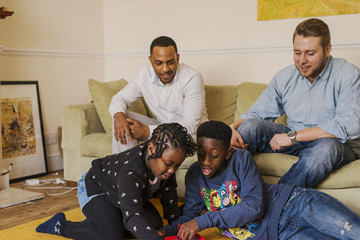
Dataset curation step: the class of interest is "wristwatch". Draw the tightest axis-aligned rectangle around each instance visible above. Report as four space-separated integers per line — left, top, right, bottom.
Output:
287 130 298 145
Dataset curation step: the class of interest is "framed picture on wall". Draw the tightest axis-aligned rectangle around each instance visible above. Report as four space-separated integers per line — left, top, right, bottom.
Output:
0 81 48 182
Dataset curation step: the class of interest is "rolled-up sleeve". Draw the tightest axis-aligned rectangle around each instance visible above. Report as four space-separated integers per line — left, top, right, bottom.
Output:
318 71 360 142
109 76 144 118
177 74 206 135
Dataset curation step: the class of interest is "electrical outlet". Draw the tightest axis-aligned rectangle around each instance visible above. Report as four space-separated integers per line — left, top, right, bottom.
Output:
45 133 58 145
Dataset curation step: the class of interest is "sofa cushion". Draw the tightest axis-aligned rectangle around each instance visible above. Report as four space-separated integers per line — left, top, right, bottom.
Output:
347 137 360 158
234 82 287 125
80 132 112 157
254 153 360 188
88 79 148 133
253 153 298 177
205 85 237 125
317 160 360 188
234 82 267 122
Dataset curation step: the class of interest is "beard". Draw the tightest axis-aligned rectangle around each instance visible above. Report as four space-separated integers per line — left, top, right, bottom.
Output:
297 55 328 82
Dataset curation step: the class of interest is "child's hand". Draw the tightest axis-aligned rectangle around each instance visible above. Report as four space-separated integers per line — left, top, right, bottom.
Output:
177 220 199 240
200 209 208 215
156 229 166 236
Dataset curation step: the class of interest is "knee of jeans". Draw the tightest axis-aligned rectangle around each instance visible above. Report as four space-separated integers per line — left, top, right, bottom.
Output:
238 119 265 134
315 138 343 155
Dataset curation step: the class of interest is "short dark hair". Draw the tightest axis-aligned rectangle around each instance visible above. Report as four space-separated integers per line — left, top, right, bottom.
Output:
293 18 331 50
197 121 232 150
150 36 178 55
148 122 196 160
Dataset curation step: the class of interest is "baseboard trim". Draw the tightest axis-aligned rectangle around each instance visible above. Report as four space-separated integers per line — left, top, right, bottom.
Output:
46 154 63 172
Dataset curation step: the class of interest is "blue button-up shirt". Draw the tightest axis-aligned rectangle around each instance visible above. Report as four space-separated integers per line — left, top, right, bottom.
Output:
241 56 360 143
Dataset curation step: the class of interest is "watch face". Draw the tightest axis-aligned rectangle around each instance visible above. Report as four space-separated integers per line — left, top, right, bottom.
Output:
288 131 296 137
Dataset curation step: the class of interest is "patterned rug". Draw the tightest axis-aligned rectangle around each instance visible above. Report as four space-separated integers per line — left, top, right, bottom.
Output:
0 207 228 240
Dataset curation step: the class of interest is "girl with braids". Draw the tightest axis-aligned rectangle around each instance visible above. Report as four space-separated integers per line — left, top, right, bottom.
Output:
36 123 196 240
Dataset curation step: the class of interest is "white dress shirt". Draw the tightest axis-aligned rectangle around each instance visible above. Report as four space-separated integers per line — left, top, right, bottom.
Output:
109 63 208 136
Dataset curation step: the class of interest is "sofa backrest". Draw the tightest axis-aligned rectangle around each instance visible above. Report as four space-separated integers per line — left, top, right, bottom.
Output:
234 82 268 121
205 82 287 125
89 79 287 132
205 85 237 125
88 79 148 133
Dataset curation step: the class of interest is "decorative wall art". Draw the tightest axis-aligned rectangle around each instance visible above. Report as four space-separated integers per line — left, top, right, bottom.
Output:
258 0 360 21
1 81 47 181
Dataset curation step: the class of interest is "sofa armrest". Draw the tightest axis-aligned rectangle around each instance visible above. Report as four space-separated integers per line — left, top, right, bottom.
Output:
62 103 105 151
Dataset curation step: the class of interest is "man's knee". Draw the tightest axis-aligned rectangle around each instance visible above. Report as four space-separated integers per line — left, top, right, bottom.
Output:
300 138 346 170
313 138 343 155
237 119 277 138
238 119 264 134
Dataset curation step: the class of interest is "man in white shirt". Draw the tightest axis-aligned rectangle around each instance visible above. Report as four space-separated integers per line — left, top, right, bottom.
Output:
109 36 208 154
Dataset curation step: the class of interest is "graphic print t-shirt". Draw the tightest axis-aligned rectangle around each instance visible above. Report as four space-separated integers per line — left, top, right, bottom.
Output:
200 180 262 239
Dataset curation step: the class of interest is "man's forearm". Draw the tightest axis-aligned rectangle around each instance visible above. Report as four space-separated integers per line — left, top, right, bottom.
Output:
295 127 336 142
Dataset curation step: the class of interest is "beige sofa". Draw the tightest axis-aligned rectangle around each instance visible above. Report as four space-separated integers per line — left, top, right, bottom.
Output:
62 79 360 215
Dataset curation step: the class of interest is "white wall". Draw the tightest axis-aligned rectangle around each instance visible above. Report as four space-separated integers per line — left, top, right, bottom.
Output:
1 0 360 171
0 0 104 171
104 0 360 84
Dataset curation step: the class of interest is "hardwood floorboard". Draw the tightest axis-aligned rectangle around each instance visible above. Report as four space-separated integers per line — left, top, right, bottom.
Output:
0 171 79 230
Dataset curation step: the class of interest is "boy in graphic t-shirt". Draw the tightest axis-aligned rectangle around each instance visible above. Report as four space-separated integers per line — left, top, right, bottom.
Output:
162 121 360 240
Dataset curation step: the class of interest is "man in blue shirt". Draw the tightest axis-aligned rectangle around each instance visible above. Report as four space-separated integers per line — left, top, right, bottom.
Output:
230 18 360 188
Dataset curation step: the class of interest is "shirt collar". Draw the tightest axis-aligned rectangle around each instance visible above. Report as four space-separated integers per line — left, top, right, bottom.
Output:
317 55 333 81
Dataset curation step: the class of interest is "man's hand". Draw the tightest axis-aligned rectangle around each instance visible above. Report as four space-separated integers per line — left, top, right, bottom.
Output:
230 124 248 149
127 118 150 140
270 133 292 151
177 219 199 240
113 112 133 144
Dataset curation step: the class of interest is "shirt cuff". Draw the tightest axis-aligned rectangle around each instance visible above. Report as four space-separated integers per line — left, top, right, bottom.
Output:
149 124 159 136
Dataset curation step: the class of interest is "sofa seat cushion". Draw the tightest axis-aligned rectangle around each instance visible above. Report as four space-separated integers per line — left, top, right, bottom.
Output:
80 133 112 158
254 153 360 189
253 153 298 176
317 160 360 188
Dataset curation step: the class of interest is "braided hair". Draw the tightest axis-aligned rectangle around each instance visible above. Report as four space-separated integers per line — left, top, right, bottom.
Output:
148 122 196 160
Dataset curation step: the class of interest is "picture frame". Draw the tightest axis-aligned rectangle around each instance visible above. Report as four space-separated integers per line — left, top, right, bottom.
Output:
1 81 48 182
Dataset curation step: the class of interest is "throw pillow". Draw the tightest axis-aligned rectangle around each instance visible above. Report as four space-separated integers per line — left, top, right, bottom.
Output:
88 79 148 133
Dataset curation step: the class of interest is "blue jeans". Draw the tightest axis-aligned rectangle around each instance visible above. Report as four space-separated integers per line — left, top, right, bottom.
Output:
77 173 104 210
279 187 360 240
237 119 356 188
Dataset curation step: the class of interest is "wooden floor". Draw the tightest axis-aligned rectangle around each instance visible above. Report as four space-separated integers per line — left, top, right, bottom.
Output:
0 171 79 230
